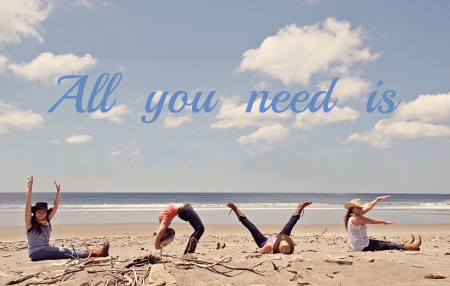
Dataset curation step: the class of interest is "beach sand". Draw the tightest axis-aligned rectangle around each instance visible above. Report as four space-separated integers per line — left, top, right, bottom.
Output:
1 223 449 285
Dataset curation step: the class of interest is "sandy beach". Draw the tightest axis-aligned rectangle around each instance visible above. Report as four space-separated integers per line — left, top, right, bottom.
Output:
1 223 450 285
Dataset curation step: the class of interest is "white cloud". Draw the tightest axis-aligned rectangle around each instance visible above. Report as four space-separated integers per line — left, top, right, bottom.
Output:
0 55 8 74
211 96 291 129
163 115 193 128
0 0 53 44
305 0 320 4
344 120 450 148
65 134 92 144
0 100 44 134
317 76 372 102
246 149 257 155
40 139 60 144
391 92 450 123
344 92 450 148
253 81 267 90
73 0 93 7
8 52 97 86
237 123 290 144
90 104 131 124
110 150 122 156
293 106 360 131
190 144 206 149
237 17 380 86
103 1 118 8
131 150 141 155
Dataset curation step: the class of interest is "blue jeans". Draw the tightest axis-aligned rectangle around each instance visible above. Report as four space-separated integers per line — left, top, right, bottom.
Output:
362 239 404 251
177 204 205 241
240 215 301 247
29 246 87 261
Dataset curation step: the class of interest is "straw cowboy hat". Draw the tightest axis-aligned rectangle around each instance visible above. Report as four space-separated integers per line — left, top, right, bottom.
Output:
31 202 49 213
273 234 295 254
344 198 368 209
160 228 175 247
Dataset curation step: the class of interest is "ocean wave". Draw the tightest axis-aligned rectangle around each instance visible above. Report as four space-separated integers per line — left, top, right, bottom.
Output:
1 202 450 212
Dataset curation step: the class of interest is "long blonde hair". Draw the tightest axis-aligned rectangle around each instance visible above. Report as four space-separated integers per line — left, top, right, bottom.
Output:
343 208 353 230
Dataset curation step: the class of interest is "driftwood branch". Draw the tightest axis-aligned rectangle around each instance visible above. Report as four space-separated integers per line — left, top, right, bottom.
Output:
165 254 266 276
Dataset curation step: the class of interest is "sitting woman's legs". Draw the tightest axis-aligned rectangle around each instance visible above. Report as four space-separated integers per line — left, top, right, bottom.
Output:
30 246 87 261
362 239 404 251
240 217 268 247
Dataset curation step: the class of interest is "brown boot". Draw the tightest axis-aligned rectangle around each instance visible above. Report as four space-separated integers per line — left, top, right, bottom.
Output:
83 241 109 258
292 200 312 217
227 202 246 220
403 235 421 251
406 234 415 244
184 237 198 254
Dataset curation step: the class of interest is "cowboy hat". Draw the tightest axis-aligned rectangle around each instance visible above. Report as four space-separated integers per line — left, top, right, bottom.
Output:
160 228 175 248
273 234 294 254
344 198 368 209
31 202 48 213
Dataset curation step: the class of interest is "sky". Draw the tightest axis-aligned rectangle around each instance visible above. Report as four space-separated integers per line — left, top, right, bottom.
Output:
1 0 450 194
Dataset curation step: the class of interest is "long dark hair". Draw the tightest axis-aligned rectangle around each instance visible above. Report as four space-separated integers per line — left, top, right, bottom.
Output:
27 207 53 235
343 208 353 230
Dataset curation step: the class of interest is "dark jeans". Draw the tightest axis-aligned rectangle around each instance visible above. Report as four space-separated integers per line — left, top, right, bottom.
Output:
29 246 87 261
177 204 205 241
240 215 300 247
362 239 404 251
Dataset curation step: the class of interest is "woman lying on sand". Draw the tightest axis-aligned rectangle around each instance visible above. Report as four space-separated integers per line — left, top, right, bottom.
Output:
343 196 421 251
25 176 109 261
154 203 204 254
227 200 312 254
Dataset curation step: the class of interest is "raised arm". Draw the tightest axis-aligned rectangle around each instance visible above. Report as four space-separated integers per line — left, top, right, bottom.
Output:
25 176 33 228
47 181 61 221
154 220 169 250
362 195 391 215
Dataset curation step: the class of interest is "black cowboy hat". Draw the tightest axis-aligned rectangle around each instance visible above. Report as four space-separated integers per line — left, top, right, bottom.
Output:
31 202 48 213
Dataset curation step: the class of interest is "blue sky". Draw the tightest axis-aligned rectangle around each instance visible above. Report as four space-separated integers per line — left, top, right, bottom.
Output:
1 0 450 193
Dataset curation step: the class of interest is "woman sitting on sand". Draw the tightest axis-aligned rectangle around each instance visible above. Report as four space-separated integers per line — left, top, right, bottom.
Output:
154 203 204 254
343 196 421 251
25 176 109 261
227 200 312 254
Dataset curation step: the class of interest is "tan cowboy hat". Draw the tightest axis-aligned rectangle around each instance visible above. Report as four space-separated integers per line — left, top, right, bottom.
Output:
344 198 368 209
273 234 294 254
160 228 175 247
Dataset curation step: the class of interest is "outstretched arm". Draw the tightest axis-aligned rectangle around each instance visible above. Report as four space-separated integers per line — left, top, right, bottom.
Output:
362 195 391 215
47 181 61 221
353 215 394 226
154 220 169 250
25 176 33 228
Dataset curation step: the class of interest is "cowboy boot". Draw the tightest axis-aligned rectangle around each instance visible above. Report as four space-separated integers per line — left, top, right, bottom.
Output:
292 200 312 217
184 237 198 254
406 234 415 244
403 235 421 251
227 202 246 220
83 241 110 258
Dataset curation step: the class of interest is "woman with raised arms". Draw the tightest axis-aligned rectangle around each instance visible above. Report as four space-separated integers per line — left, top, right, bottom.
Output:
343 196 421 252
25 176 109 261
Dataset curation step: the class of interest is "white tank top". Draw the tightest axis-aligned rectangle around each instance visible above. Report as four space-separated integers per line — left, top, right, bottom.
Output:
347 217 369 251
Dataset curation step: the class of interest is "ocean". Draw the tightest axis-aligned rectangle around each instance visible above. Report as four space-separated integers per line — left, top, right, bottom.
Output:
1 192 449 227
